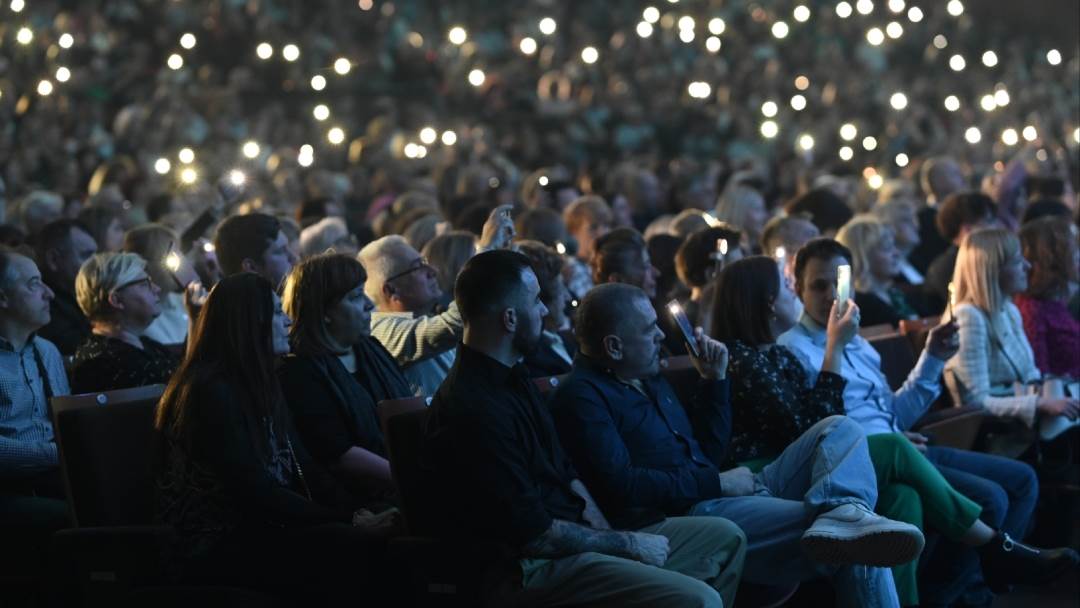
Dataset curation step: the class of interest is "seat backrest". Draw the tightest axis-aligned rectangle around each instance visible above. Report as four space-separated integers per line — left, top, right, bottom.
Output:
859 323 897 340
382 408 436 536
899 316 940 354
532 375 565 395
868 332 917 391
50 385 165 527
377 396 430 438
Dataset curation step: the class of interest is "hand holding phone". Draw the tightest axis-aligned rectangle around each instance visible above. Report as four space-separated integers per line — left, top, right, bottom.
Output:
667 300 699 358
836 264 852 316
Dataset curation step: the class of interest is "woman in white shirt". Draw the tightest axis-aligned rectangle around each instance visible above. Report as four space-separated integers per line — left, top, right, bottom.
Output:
944 228 1079 426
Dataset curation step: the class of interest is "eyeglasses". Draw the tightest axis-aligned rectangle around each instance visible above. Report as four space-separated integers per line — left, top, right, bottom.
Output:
385 257 431 283
113 276 153 293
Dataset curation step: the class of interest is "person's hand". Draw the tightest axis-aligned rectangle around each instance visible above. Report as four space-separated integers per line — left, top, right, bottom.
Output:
826 299 860 351
182 280 208 318
689 327 729 380
478 204 515 251
1037 398 1080 420
925 319 960 360
718 466 755 497
626 531 670 567
351 508 403 538
903 431 930 454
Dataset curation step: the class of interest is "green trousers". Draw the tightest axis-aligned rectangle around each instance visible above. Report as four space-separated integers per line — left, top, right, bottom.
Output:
867 433 983 607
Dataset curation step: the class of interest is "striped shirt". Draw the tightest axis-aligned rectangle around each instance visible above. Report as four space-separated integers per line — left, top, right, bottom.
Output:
370 301 463 397
0 335 70 477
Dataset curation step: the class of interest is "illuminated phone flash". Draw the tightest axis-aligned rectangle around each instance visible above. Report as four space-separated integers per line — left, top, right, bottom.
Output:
228 169 246 186
774 246 786 260
667 302 683 316
203 242 216 253
555 241 567 255
717 238 729 256
165 252 182 272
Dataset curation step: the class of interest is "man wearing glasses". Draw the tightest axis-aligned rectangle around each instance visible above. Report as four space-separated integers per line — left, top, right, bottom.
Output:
359 206 515 396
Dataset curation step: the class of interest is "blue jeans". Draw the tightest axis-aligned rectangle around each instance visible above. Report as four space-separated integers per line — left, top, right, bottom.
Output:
918 446 1039 606
689 416 899 608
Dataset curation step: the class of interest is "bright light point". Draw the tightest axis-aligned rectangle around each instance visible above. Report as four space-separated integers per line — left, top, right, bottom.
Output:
771 22 789 39
419 127 437 145
933 35 948 49
705 36 721 52
581 47 599 64
866 28 885 46
907 7 923 22
1001 128 1018 146
327 127 345 145
708 17 725 34
242 141 260 159
333 58 351 75
448 26 467 45
300 144 314 157
761 120 779 139
798 134 815 151
228 170 246 186
862 136 878 150
839 146 854 161
167 53 183 70
868 174 885 190
36 80 52 96
154 158 171 175
677 16 695 31
403 143 419 159
982 50 998 67
310 75 326 91
688 81 712 99
944 95 961 111
840 123 858 141
16 27 32 45
836 2 853 18
946 0 964 16
520 36 538 54
790 94 807 111
1046 49 1062 65
313 104 330 121
979 95 997 112
180 168 198 184
964 127 981 144
178 148 195 164
856 0 874 15
55 67 70 82
1022 126 1037 141
994 89 1010 106
298 153 314 168
539 17 557 35
58 33 74 48
256 42 273 59
761 101 778 117
283 44 300 62
10 0 25 12
794 5 811 22
886 22 903 39
890 92 908 110
887 0 905 12
795 75 810 90
180 33 196 49
644 7 661 24
468 68 486 86
949 54 966 71
441 130 458 146
679 29 695 43
1073 128 1079 144
895 153 910 167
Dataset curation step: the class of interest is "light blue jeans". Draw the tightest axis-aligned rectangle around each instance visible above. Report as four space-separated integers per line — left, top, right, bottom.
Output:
688 415 899 608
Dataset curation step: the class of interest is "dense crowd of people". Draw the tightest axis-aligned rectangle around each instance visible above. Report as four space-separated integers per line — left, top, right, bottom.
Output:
1 0 1079 606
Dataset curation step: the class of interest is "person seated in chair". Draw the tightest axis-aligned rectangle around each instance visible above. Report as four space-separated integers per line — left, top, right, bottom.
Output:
551 282 927 607
516 240 577 378
420 250 747 607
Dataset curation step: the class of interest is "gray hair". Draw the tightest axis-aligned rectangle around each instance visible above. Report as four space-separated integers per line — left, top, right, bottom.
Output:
299 217 349 259
357 235 415 305
75 252 148 320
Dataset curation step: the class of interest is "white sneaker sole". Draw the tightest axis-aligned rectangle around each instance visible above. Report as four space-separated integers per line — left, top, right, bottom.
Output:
801 527 925 567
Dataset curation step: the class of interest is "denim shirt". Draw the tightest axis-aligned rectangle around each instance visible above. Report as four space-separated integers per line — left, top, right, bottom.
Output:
778 314 944 435
0 335 70 477
549 355 730 519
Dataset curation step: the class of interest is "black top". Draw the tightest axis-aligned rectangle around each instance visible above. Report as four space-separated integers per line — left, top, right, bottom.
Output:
523 330 577 378
38 287 90 357
71 333 179 394
420 344 586 548
854 289 918 329
909 206 949 275
923 245 958 316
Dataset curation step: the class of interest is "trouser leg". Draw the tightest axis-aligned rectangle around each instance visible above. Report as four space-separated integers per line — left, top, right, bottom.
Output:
875 482 923 606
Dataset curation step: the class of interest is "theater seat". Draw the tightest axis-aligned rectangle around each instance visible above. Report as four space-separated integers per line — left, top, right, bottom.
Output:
912 405 986 451
867 331 916 391
899 316 940 354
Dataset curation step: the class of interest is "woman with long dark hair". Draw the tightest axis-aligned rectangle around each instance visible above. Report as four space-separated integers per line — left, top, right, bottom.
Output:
155 272 391 604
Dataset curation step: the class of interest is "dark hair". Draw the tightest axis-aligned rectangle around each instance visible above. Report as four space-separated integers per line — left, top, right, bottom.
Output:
282 253 367 356
760 212 814 253
515 207 568 248
454 250 532 324
784 188 854 235
592 227 646 285
155 273 285 461
296 197 335 228
792 238 853 293
34 219 91 264
453 202 493 236
1020 217 1078 300
1025 176 1065 200
0 225 27 249
516 240 565 305
146 194 175 223
76 206 121 250
1021 199 1071 225
647 233 682 300
711 256 781 347
935 192 995 242
676 226 743 289
214 213 281 277
575 282 646 354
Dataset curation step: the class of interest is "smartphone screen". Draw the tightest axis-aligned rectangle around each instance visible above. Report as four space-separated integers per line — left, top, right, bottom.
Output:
836 264 851 316
666 301 700 358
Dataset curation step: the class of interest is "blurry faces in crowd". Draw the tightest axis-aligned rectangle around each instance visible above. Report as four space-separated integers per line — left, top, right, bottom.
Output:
247 230 297 289
609 194 634 228
867 229 903 284
270 291 292 356
45 225 98 288
998 248 1032 297
109 272 163 328
770 263 803 338
384 248 442 314
0 254 55 335
876 200 920 255
796 254 849 329
325 283 376 349
617 248 659 300
922 157 967 204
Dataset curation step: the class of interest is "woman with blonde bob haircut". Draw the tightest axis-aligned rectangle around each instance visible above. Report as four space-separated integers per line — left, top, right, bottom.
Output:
943 229 1079 427
836 215 918 328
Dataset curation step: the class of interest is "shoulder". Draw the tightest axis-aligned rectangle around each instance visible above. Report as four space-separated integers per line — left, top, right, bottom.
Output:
551 367 609 410
1002 301 1024 324
278 353 324 377
33 335 65 361
953 303 986 325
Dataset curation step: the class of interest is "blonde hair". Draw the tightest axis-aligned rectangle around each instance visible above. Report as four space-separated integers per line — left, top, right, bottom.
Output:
75 252 148 320
952 228 1020 314
836 215 891 291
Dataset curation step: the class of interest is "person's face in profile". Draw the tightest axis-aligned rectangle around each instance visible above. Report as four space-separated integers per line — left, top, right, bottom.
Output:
325 283 376 347
512 269 548 357
270 291 292 356
612 296 664 379
260 230 298 289
797 255 848 328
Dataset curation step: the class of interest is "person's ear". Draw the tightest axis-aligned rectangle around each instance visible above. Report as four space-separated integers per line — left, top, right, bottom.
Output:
602 334 623 361
107 291 125 312
240 257 259 274
381 282 397 302
502 307 517 333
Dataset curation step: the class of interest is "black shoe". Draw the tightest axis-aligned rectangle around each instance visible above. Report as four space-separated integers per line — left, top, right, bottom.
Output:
977 532 1079 589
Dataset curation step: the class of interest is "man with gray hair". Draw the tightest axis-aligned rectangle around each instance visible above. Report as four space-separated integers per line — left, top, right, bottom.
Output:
359 205 514 395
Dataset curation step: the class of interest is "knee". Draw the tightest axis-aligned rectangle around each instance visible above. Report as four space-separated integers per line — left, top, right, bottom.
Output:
668 580 724 608
976 484 1010 527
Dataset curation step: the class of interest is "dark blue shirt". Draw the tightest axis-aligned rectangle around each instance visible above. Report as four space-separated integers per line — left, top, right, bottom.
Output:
550 355 731 521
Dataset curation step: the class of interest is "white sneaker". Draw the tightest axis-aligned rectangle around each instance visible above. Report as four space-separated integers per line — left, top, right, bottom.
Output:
801 503 925 567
